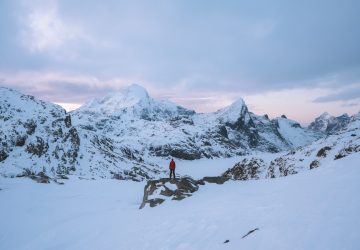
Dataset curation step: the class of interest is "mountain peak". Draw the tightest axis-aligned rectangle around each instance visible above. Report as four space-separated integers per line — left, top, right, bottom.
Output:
319 112 332 119
230 97 245 107
120 84 149 100
215 97 248 123
79 84 151 114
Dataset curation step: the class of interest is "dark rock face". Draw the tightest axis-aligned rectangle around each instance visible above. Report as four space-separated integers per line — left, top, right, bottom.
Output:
201 176 230 184
222 158 266 180
139 177 200 209
0 150 8 162
169 148 201 160
15 135 27 147
310 160 320 169
151 144 202 160
64 115 72 128
217 125 228 139
316 146 332 158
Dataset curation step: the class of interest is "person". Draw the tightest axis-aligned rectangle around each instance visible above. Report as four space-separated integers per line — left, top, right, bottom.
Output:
169 158 176 179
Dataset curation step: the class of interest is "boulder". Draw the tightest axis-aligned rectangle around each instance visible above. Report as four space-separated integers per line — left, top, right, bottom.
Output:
139 177 200 209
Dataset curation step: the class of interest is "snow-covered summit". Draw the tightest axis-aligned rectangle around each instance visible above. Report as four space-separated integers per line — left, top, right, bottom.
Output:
215 98 249 124
77 84 194 120
308 112 351 134
82 84 150 112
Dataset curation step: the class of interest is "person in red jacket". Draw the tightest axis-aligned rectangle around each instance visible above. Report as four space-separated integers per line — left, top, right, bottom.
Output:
169 158 176 179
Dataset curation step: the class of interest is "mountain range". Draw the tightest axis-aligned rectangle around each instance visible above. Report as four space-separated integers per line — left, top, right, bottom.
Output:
0 84 357 180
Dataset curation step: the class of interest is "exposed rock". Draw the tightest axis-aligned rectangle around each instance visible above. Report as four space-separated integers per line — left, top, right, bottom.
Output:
15 135 27 147
310 160 320 169
334 145 360 160
0 150 8 162
140 175 232 209
267 157 298 178
64 114 72 128
316 146 332 158
23 119 37 135
169 148 202 160
139 177 200 209
242 228 259 239
222 158 266 180
217 125 228 138
17 170 50 184
201 176 230 184
26 137 49 157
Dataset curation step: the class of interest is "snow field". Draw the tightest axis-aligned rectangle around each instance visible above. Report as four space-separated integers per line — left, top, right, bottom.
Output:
1 153 359 250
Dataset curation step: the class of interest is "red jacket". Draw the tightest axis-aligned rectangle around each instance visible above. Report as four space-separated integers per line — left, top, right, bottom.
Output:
169 160 176 170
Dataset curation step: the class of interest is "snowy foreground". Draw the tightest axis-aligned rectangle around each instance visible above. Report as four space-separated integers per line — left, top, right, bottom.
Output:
1 154 360 250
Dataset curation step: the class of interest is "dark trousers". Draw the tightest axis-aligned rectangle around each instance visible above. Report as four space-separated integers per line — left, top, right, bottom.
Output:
169 169 175 179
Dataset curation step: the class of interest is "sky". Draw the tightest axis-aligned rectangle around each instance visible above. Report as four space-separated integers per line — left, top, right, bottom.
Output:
0 0 359 124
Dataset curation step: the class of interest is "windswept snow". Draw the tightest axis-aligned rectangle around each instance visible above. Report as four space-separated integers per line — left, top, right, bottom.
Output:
0 153 359 250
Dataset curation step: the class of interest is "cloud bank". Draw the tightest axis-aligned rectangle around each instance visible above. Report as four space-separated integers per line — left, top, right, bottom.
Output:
0 0 359 121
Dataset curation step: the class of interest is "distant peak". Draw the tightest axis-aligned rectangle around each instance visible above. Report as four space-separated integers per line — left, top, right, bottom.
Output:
338 113 349 118
215 97 248 123
124 83 147 92
319 112 331 118
119 84 149 99
230 97 245 107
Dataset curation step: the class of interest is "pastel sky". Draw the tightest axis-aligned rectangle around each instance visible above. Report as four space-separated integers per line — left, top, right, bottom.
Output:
0 0 360 124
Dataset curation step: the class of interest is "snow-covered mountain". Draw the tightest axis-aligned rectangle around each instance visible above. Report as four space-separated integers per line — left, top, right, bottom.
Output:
1 84 322 180
0 87 80 177
308 112 351 134
224 112 360 180
72 84 320 163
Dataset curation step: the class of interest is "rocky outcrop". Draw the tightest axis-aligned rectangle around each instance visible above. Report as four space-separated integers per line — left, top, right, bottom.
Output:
140 177 200 208
139 176 231 209
222 158 267 180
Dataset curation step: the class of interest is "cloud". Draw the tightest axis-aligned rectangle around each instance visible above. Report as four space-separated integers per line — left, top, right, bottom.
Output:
1 0 360 122
0 71 137 103
313 85 360 103
342 102 359 107
20 1 83 52
3 0 356 93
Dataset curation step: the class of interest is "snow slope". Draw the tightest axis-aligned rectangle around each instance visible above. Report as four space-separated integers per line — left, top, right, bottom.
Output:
0 153 359 250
